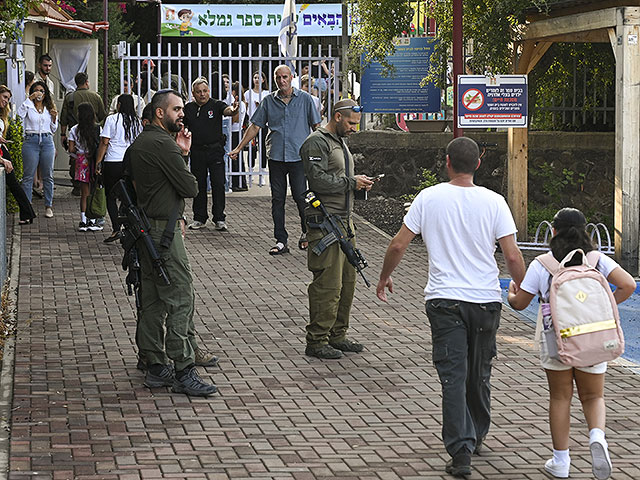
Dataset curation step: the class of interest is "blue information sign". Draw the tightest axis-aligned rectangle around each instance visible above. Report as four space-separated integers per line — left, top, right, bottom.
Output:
457 75 528 128
361 37 440 114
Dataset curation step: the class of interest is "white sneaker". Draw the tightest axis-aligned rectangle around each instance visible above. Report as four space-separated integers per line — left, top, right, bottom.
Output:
78 221 88 232
44 206 53 218
590 440 612 480
545 458 570 478
188 220 206 230
214 220 227 231
87 220 103 231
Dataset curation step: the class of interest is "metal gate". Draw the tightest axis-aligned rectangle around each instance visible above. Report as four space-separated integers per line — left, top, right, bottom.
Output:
117 42 340 188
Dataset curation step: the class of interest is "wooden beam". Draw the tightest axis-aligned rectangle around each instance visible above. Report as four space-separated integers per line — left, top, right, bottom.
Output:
524 7 618 40
541 28 611 44
609 27 618 60
525 42 552 74
515 41 534 75
614 7 640 274
515 40 552 74
507 128 528 241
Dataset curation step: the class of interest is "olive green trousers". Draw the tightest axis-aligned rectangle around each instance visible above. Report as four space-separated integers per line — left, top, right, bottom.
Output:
137 220 198 371
306 221 357 346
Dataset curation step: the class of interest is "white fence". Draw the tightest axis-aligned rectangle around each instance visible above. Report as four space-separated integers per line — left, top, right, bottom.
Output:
117 42 340 188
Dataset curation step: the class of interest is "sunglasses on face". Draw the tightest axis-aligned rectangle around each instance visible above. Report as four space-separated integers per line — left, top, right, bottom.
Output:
335 105 364 113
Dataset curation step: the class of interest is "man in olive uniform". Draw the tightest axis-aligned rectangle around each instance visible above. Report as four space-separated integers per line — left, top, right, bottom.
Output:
60 72 107 140
127 90 217 396
299 99 374 359
60 72 108 196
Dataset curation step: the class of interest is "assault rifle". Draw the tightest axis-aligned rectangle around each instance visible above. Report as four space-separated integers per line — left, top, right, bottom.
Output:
304 190 371 287
112 179 171 308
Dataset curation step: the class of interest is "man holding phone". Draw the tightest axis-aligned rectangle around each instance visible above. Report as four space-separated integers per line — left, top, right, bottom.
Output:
299 99 375 359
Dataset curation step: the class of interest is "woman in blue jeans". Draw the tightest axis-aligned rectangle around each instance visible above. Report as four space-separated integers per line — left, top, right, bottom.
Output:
17 81 58 218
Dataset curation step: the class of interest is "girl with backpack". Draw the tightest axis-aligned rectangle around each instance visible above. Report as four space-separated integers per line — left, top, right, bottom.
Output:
68 102 101 232
508 208 635 480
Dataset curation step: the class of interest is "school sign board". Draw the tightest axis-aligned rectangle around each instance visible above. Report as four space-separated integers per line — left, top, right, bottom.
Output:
361 37 440 114
161 4 349 37
457 75 528 128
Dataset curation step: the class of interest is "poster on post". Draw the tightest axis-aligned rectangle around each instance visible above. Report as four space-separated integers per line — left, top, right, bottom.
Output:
457 75 528 128
161 4 349 37
360 37 440 114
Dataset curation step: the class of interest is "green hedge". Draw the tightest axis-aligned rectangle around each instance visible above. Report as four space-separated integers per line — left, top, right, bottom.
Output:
5 117 24 214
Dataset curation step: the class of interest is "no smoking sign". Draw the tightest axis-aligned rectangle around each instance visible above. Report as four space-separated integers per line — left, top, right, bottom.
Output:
457 75 528 128
462 88 484 111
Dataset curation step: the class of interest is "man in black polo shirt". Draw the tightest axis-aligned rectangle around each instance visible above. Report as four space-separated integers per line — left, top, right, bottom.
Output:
183 76 238 231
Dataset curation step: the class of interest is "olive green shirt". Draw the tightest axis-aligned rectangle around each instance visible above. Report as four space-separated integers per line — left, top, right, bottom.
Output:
300 126 357 215
60 87 107 130
128 124 198 219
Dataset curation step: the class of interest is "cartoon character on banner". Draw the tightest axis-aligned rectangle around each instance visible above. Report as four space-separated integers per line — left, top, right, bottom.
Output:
178 9 194 36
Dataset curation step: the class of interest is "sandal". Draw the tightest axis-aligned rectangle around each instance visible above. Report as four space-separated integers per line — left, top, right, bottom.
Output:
298 233 308 250
269 242 289 255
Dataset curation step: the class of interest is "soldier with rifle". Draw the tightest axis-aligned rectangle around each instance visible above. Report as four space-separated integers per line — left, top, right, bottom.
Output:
125 89 217 397
299 99 374 360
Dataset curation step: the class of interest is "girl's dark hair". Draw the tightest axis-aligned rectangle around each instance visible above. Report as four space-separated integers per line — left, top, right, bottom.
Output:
116 94 141 143
549 208 595 262
29 81 55 112
76 102 99 161
253 71 267 90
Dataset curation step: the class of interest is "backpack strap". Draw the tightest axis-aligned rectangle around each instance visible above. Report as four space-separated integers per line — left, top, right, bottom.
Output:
586 250 600 268
536 251 559 275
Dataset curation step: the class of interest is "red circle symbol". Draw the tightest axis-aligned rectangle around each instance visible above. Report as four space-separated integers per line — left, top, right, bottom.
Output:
462 88 484 111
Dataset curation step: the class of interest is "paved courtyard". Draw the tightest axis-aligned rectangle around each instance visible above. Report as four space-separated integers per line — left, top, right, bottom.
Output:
3 190 640 479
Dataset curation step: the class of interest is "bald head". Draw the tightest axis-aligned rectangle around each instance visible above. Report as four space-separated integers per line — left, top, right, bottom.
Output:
274 64 291 76
274 64 293 94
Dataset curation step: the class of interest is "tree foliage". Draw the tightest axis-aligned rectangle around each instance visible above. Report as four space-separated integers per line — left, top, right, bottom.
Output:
347 0 413 75
424 0 548 88
530 42 615 131
0 0 40 44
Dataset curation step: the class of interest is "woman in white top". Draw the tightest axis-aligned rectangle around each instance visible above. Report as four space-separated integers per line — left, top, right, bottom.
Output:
95 94 141 242
230 81 248 191
243 71 269 170
508 208 635 480
0 85 36 224
17 81 58 218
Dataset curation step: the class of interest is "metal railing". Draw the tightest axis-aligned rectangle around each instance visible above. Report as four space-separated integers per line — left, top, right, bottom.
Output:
518 220 614 255
117 42 340 188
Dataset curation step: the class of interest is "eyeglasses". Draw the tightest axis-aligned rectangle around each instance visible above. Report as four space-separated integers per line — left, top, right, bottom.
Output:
32 89 45 93
335 105 364 113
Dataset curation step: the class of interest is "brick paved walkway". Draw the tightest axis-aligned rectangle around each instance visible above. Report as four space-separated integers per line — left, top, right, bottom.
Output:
6 192 640 479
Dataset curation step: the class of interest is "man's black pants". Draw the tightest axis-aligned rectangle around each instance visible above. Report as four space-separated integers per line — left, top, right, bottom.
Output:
190 147 225 223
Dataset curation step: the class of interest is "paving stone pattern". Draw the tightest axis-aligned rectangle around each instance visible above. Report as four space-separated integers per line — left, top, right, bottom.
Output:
8 195 640 479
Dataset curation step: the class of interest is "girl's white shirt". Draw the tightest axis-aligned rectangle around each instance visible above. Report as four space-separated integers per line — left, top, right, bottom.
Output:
17 98 58 135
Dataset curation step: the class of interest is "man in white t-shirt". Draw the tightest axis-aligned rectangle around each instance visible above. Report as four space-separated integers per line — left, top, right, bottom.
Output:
376 137 525 478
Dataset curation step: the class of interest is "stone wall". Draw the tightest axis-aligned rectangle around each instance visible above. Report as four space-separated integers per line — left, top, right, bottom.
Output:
348 130 615 223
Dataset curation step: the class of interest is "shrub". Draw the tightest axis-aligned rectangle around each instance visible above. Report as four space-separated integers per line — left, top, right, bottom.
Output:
5 117 24 214
400 168 439 202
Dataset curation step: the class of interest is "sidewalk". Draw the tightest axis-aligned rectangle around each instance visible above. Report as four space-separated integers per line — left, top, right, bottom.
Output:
5 191 640 479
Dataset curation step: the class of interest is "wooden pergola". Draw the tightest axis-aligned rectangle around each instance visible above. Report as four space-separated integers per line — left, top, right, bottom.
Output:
508 0 640 274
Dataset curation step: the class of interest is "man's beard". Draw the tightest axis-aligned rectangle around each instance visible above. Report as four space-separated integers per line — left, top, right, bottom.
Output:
164 118 182 133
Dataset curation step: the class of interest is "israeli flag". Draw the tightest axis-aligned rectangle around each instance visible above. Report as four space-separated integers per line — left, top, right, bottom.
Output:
278 0 297 73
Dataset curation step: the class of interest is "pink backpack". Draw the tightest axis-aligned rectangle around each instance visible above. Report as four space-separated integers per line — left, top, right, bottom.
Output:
537 249 624 367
